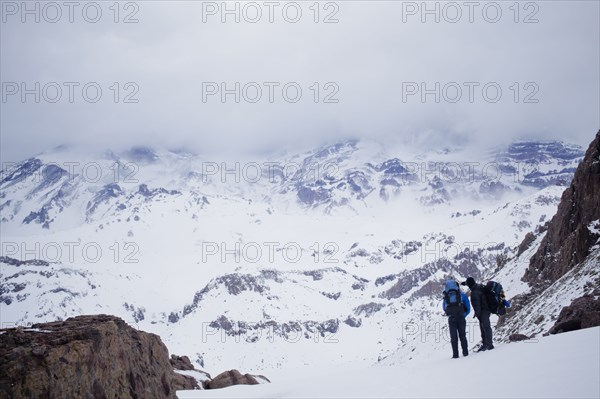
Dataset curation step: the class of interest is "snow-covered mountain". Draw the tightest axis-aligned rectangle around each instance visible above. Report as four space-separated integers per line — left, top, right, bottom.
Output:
0 137 590 374
0 139 583 229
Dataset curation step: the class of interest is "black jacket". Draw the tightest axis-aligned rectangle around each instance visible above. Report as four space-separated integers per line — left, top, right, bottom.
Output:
470 283 489 315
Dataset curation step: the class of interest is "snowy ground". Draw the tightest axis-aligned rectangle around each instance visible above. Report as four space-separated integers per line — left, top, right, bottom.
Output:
178 327 600 399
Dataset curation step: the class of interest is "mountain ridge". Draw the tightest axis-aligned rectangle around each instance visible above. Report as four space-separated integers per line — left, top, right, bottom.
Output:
0 136 596 374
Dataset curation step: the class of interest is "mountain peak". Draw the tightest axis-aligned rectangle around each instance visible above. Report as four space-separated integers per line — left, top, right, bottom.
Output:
123 146 159 164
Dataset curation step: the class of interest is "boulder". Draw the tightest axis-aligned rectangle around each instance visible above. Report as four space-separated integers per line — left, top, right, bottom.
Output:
508 333 530 342
170 355 212 391
204 369 270 390
0 315 181 398
170 354 194 370
549 295 600 335
172 373 201 391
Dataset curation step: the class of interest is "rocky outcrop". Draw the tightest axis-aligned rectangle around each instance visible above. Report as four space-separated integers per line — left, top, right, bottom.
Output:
0 256 49 267
170 354 195 370
204 369 270 389
524 131 600 290
172 373 202 391
0 315 183 399
380 255 484 300
516 232 536 257
353 302 385 318
343 316 362 328
0 314 272 397
508 333 530 342
204 314 339 342
169 354 211 391
548 295 600 335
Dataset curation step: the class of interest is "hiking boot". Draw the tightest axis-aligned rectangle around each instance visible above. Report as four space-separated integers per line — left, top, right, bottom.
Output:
487 345 495 351
463 351 469 357
476 346 487 352
452 355 459 359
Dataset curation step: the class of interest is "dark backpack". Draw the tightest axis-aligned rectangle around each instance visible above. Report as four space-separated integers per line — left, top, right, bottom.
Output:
444 280 462 312
484 281 506 315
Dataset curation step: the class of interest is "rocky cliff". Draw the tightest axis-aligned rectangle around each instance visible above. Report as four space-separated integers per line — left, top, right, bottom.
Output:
0 315 190 399
524 130 600 290
0 314 271 399
497 131 600 339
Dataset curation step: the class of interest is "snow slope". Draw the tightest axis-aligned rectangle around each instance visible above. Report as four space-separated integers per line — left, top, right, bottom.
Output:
497 247 600 339
178 327 600 399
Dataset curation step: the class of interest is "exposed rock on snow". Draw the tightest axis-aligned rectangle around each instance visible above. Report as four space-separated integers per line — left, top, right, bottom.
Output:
549 295 600 335
171 354 197 371
0 315 179 399
0 315 269 397
171 355 212 392
508 333 531 342
204 369 270 389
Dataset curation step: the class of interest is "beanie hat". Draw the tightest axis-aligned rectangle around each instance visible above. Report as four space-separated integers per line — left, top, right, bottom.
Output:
465 277 476 289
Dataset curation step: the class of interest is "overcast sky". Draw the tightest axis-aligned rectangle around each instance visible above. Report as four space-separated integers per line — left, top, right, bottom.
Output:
1 0 599 162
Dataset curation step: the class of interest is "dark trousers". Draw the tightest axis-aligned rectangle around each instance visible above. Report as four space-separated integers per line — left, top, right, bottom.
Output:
477 310 494 348
447 308 468 356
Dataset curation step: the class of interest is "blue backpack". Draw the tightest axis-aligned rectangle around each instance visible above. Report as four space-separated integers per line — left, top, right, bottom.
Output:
444 280 462 310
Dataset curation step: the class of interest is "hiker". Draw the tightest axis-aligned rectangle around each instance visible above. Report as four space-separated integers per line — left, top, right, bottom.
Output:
463 277 494 352
442 280 471 359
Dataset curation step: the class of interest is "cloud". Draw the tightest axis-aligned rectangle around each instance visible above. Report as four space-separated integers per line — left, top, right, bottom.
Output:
1 1 599 163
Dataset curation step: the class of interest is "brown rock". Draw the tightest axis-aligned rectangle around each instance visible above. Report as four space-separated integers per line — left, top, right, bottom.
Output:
170 354 211 391
204 369 270 390
172 373 201 391
524 131 600 290
0 314 180 399
516 232 536 257
170 354 195 370
549 295 600 335
508 333 530 342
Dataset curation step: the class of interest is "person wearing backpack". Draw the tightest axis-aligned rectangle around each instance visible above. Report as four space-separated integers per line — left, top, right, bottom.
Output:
442 280 471 359
463 277 494 352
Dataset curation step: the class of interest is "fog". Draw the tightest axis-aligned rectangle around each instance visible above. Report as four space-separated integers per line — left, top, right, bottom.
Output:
1 1 599 163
